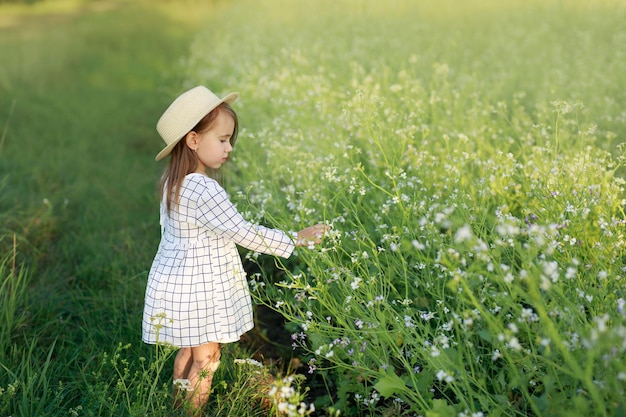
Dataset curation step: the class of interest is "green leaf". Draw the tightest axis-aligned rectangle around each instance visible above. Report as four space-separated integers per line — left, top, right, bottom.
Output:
373 373 406 398
426 399 456 417
478 329 493 342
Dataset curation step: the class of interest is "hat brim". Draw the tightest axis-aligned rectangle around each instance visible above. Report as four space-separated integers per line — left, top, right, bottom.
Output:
155 91 239 161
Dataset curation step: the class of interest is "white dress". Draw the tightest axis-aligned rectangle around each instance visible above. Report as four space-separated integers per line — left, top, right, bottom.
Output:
142 173 294 347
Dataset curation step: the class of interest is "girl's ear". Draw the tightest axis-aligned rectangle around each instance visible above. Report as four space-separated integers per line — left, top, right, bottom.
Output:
184 131 198 151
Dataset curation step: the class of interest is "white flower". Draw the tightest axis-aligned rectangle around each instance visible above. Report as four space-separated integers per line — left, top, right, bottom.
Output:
542 261 559 282
436 370 455 383
594 314 610 333
496 222 520 237
454 225 473 243
412 240 426 250
420 311 436 321
507 337 522 351
234 358 264 368
430 346 441 357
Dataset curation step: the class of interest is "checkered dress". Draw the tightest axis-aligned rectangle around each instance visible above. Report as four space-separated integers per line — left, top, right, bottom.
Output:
142 173 294 347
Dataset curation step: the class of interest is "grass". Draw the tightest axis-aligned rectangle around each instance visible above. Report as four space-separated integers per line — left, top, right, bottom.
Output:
184 0 626 415
0 1 292 416
1 0 626 416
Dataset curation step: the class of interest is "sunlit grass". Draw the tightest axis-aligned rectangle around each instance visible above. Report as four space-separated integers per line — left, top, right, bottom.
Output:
1 0 625 415
185 0 626 415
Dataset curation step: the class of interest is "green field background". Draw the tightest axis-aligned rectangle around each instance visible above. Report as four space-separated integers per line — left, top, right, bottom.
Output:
1 0 625 416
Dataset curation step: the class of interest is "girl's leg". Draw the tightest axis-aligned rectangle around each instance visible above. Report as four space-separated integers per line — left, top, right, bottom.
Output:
173 348 193 409
187 342 221 414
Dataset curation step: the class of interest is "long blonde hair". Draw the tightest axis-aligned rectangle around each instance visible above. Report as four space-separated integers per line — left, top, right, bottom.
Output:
158 103 239 213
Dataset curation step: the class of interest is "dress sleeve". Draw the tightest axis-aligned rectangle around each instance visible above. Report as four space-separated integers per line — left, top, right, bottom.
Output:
195 178 295 258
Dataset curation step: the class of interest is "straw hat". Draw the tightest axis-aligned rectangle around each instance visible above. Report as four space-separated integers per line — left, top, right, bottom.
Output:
155 86 239 161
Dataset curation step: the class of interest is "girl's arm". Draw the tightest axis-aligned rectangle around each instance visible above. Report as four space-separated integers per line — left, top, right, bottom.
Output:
195 179 302 257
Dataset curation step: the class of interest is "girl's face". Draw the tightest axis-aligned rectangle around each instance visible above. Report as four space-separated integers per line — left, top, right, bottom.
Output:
188 110 235 172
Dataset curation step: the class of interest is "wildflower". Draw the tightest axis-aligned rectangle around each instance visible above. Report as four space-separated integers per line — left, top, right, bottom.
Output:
496 222 520 237
507 337 522 351
520 308 539 323
351 277 362 290
412 239 426 250
431 346 441 357
234 358 264 368
594 314 610 333
436 370 455 383
454 225 473 243
420 311 436 321
542 261 559 281
298 402 315 415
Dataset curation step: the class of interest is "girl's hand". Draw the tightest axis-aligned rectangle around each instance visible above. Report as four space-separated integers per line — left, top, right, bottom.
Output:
296 223 328 247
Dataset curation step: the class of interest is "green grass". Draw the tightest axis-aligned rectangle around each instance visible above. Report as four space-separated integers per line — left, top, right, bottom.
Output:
0 1 293 416
184 0 626 415
1 0 626 416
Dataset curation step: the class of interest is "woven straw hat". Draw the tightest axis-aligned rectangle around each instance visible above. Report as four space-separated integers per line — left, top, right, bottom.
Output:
155 86 239 161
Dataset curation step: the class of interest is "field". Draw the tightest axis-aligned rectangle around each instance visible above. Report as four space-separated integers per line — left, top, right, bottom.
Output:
1 0 626 416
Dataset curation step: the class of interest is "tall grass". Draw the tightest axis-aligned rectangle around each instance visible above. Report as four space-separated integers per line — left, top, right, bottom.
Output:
2 0 625 415
184 0 626 415
1 1 297 416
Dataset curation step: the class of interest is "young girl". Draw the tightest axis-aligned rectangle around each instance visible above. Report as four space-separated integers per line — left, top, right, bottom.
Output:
142 86 326 414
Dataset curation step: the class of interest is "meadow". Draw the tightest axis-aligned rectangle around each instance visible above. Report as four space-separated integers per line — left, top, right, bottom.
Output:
1 0 626 416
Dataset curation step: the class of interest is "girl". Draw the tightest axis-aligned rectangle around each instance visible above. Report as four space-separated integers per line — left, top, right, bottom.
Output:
142 86 326 414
